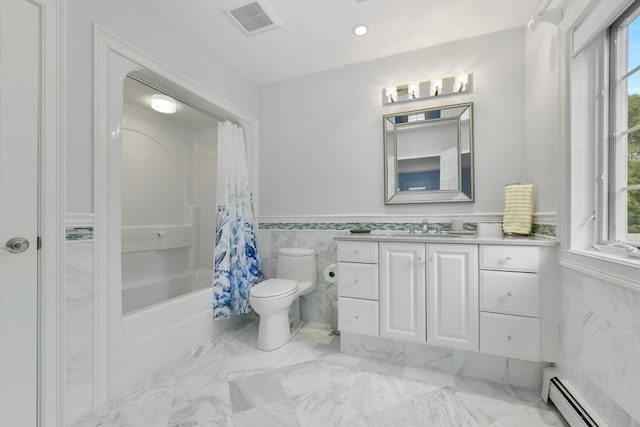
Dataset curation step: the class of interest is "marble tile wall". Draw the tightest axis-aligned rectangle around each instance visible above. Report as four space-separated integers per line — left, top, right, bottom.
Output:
557 267 640 426
258 229 340 325
65 240 95 424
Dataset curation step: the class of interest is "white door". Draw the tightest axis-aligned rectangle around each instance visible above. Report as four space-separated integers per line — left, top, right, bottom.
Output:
379 242 426 343
0 1 40 425
439 147 459 190
427 244 479 351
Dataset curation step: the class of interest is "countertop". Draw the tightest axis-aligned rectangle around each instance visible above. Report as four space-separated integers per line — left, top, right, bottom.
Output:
334 231 558 246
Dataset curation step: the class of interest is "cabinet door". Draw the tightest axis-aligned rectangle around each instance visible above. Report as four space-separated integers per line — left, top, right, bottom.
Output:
379 242 426 343
427 244 479 351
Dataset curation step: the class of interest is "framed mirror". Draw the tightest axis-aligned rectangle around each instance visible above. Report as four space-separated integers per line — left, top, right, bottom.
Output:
384 102 474 204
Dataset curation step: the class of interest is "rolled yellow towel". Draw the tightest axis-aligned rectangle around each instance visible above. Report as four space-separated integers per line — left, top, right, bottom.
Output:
502 184 534 235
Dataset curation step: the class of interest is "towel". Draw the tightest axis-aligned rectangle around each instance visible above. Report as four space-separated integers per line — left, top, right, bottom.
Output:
502 184 534 235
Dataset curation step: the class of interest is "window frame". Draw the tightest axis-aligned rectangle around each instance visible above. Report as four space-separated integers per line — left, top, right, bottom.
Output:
560 0 640 289
607 1 640 245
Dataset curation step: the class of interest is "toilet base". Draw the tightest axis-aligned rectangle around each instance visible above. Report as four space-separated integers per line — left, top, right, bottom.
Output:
256 309 292 351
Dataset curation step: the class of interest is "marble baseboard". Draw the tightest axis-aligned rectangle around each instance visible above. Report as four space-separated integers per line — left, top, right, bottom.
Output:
340 333 546 391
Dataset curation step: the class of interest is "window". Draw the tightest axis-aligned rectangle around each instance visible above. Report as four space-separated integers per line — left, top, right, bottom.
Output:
609 2 640 244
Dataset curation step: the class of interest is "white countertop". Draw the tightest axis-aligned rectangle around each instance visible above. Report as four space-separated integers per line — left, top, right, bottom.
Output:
334 231 558 246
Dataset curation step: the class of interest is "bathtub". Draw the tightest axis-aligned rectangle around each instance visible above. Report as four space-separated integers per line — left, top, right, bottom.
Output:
122 270 210 314
121 274 247 389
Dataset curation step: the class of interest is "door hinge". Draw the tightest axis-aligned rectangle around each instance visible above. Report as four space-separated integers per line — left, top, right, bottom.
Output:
37 236 42 250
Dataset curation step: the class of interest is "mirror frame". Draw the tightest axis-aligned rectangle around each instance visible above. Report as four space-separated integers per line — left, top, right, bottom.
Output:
383 102 474 204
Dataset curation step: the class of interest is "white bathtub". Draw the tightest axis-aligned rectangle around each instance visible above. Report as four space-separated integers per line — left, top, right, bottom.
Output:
122 281 247 389
122 270 209 313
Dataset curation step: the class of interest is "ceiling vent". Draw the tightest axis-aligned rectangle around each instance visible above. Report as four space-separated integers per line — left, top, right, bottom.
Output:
226 1 283 36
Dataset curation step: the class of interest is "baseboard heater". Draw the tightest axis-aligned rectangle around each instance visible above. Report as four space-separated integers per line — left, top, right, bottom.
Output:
545 372 608 427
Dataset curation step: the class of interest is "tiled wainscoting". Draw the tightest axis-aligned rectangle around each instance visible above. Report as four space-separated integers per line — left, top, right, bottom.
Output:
257 221 556 329
257 229 341 325
63 220 557 424
557 267 640 426
65 236 94 424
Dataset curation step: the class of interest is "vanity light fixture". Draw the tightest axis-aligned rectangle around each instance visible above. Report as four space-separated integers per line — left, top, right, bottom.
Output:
453 73 468 92
385 86 398 103
352 25 368 36
430 78 443 96
408 82 420 99
381 73 473 105
150 94 177 114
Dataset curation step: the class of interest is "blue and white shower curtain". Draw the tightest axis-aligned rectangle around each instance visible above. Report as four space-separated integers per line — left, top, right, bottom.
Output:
213 121 262 319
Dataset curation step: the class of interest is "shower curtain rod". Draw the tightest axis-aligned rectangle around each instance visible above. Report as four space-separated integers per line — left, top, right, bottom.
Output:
127 74 231 124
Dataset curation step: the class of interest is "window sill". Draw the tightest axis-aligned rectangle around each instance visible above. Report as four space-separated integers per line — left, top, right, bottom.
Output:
560 248 640 290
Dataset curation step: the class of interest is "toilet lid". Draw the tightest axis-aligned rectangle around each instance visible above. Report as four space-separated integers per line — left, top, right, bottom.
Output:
251 279 298 299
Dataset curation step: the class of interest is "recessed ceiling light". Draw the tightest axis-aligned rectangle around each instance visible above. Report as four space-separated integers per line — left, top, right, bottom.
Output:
150 94 177 114
352 25 368 36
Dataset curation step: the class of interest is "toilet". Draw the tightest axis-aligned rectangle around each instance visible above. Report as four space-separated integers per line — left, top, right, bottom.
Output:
249 248 317 351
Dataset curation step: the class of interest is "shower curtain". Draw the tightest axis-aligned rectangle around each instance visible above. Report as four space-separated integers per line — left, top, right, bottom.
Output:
213 121 262 319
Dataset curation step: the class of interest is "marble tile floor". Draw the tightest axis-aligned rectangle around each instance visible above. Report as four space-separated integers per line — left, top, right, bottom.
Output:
72 320 568 427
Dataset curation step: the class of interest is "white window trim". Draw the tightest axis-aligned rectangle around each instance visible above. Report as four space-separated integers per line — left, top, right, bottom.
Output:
560 0 640 289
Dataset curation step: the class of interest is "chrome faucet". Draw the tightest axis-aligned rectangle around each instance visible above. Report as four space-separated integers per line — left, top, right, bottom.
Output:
421 219 429 234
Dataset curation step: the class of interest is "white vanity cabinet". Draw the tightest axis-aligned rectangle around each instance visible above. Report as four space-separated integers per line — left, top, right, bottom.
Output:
479 245 540 361
379 242 426 343
337 241 379 337
426 244 479 351
335 236 554 364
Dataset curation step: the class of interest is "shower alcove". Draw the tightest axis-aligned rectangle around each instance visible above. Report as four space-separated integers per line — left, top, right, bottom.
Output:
121 76 218 314
94 27 259 404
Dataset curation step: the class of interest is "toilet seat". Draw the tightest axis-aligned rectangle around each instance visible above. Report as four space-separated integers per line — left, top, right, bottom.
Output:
250 279 298 299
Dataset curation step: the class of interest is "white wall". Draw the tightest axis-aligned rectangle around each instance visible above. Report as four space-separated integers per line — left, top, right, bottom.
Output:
65 0 259 213
258 28 531 218
524 21 560 215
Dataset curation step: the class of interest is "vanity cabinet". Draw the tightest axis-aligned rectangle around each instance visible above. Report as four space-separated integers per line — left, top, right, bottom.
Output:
426 244 479 351
379 242 426 343
479 245 540 361
336 237 552 363
337 241 379 337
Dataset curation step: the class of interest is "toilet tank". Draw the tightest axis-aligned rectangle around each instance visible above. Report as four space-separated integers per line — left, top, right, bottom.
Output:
276 248 317 285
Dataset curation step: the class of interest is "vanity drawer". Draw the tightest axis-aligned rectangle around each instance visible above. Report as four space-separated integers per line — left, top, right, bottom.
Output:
480 312 539 362
337 262 378 300
480 245 539 272
338 297 379 337
337 241 378 264
480 271 539 317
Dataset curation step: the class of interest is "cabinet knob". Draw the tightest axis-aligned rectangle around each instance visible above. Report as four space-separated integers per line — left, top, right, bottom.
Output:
354 250 359 255
354 279 359 284
355 315 359 320
506 291 513 297
504 256 512 263
506 335 514 343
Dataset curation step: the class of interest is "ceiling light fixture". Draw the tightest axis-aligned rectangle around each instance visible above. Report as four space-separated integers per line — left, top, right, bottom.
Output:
353 25 368 36
150 94 177 114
